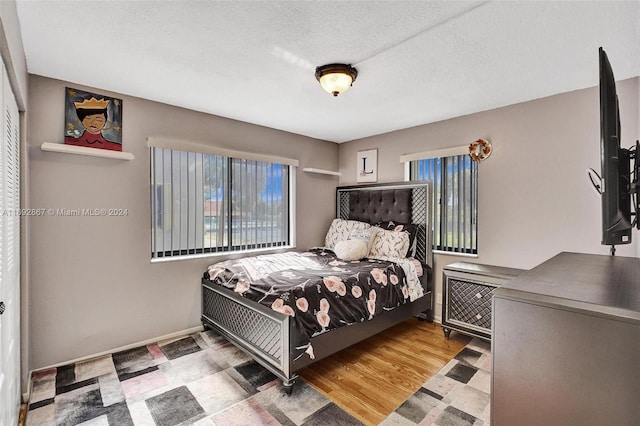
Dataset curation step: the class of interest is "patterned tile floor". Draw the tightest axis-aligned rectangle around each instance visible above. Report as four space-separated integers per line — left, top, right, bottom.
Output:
26 330 363 426
381 338 492 426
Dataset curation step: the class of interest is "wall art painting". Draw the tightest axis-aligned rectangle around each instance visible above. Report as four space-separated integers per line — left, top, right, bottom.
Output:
64 87 123 152
356 149 377 183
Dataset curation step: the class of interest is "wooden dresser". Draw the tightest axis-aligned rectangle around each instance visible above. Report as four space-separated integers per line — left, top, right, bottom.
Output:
491 252 640 425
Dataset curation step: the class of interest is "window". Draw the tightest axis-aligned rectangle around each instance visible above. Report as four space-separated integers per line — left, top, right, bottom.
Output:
410 154 477 254
151 147 292 259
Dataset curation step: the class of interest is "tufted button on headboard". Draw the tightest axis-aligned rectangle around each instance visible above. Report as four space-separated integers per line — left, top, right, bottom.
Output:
348 189 412 224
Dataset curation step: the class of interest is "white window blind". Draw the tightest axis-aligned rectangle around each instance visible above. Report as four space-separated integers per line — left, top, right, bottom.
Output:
151 146 292 259
410 154 478 254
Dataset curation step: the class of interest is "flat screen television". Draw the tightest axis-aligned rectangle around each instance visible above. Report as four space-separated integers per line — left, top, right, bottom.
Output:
597 47 638 251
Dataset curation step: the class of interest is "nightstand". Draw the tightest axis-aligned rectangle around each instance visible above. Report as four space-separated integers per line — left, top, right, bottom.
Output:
442 262 524 341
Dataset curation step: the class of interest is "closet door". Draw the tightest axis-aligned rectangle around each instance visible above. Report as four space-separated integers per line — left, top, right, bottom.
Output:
0 59 21 426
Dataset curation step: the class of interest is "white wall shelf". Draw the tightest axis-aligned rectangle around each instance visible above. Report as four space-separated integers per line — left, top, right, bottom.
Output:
302 167 341 176
40 142 134 160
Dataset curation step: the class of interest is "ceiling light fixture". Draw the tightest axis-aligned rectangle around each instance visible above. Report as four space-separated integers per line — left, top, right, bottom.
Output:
315 63 358 97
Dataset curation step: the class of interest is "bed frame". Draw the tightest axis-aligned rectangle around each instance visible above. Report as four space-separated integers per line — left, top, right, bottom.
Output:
201 182 433 393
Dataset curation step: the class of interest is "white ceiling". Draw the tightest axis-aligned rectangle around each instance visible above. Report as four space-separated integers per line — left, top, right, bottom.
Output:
15 1 640 143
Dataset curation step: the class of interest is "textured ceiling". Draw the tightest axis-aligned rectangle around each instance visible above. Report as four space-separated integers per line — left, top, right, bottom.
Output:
15 1 640 143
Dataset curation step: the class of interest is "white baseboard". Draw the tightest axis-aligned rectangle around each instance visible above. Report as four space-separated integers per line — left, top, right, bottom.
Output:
434 301 442 324
23 325 204 402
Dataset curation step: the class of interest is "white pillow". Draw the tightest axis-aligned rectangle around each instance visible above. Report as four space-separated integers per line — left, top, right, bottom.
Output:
369 228 410 258
347 227 379 253
334 239 369 261
324 219 370 248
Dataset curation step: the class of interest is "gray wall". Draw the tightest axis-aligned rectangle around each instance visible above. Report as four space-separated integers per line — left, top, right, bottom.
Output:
27 75 339 370
339 78 640 320
22 68 640 371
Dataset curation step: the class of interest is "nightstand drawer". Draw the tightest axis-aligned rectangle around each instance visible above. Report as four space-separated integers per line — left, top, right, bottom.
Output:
447 278 495 330
442 262 524 341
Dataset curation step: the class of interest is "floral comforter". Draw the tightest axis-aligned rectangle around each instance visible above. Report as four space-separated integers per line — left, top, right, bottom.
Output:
204 248 424 361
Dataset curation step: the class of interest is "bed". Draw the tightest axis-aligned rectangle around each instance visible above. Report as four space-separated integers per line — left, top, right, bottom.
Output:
201 182 433 393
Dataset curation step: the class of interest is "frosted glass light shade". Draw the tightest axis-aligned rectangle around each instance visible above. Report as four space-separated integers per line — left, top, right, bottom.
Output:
315 64 358 97
319 72 353 96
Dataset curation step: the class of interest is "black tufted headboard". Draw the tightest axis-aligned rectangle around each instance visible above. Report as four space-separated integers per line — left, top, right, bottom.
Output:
348 189 412 224
336 182 433 267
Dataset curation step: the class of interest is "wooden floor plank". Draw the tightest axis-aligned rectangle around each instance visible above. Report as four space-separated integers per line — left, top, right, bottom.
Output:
299 319 471 425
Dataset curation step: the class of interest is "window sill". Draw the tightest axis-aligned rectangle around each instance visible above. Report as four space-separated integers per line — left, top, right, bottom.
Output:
433 250 478 259
151 245 297 263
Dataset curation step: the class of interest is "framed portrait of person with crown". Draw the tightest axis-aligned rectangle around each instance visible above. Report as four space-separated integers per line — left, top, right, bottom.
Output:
64 87 123 151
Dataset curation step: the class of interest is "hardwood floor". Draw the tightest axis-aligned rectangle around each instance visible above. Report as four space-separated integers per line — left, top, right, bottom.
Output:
299 319 471 425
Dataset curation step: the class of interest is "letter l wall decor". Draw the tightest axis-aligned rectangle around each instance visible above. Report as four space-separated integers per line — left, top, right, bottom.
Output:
356 149 377 183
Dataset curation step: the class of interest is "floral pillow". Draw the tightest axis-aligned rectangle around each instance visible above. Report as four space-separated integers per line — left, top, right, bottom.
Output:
324 218 370 248
369 228 410 259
